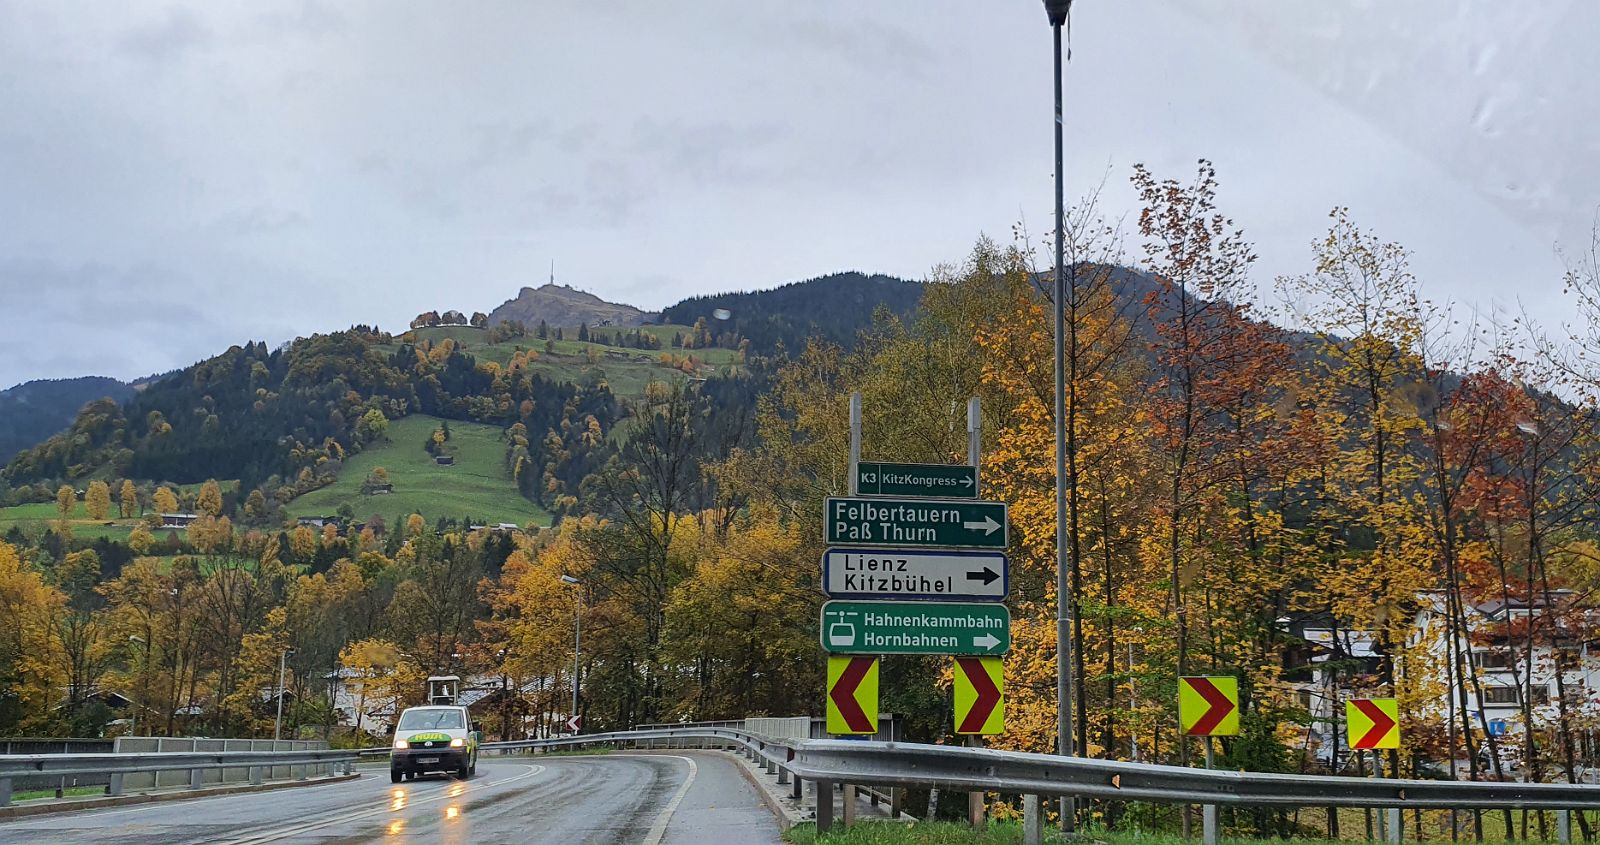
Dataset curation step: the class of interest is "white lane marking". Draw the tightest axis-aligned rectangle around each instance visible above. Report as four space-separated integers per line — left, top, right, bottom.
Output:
0 770 380 826
217 764 544 845
638 755 697 845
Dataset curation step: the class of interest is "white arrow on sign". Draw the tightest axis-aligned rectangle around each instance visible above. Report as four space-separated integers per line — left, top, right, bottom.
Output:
973 633 1001 651
962 516 1001 535
960 476 974 487
566 715 582 733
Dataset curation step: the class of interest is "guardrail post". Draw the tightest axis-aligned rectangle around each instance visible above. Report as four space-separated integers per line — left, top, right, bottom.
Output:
1202 802 1218 845
815 779 833 833
190 767 203 790
1386 808 1400 844
843 784 857 828
108 772 124 797
1559 809 1572 845
0 776 11 808
791 774 803 800
1024 794 1043 845
249 766 263 786
343 759 354 776
776 765 790 785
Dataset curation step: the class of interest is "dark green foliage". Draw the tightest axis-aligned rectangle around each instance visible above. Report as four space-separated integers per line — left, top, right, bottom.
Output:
0 377 134 464
660 272 923 354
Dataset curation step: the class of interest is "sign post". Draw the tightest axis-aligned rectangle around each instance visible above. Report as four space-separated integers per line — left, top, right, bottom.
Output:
825 497 1008 549
821 600 1010 656
1180 676 1237 845
855 462 979 498
822 548 1008 602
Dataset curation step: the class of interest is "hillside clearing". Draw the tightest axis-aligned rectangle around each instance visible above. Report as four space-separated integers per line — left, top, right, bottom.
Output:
285 414 551 528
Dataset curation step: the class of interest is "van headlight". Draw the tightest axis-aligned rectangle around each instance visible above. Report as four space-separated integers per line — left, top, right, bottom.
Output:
393 739 409 749
450 738 464 747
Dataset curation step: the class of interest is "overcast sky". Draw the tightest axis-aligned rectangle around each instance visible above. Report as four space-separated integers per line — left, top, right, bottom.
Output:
1 1 1595 389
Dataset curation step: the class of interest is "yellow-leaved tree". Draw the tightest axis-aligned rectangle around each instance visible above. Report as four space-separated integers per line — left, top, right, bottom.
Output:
153 486 179 515
196 480 224 517
84 481 112 521
0 541 66 731
119 480 139 519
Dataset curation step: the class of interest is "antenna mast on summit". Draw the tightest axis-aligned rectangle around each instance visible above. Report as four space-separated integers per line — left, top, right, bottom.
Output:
550 260 555 286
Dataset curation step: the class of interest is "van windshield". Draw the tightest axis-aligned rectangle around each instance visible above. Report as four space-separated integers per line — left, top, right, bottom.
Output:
397 709 464 731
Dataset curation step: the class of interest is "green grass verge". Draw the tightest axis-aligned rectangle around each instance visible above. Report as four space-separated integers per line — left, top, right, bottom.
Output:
786 821 1035 844
14 785 105 801
284 414 551 527
785 819 1566 845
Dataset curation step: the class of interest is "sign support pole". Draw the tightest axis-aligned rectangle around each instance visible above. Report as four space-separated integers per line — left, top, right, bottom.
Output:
1202 738 1217 845
848 393 861 497
967 397 981 472
967 734 986 829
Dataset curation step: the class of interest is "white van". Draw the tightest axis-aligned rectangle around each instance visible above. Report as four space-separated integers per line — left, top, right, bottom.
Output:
389 705 480 782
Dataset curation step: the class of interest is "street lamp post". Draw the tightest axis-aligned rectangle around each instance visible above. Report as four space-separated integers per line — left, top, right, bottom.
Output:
274 647 296 741
561 575 582 733
1042 0 1078 832
128 635 146 736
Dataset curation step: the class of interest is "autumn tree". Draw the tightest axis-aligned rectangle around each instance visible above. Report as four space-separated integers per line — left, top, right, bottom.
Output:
119 479 139 518
84 481 111 521
1131 161 1263 745
153 486 179 515
0 540 65 733
56 484 76 521
196 479 224 517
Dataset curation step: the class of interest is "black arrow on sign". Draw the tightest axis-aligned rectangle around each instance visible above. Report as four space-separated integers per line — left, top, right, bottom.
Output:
965 567 1000 586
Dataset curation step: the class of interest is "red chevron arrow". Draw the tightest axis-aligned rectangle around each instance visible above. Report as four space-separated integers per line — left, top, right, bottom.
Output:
1351 699 1397 749
956 658 1001 733
829 657 875 734
1185 677 1235 736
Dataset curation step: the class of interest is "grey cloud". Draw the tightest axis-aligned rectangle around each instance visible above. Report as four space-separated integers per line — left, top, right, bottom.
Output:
212 206 307 237
117 7 211 63
252 1 347 42
784 16 940 77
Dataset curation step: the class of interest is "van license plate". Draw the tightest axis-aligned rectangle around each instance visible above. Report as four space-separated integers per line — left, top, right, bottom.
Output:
418 757 439 764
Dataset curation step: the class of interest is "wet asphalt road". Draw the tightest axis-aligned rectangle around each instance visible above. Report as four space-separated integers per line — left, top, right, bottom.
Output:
0 752 782 845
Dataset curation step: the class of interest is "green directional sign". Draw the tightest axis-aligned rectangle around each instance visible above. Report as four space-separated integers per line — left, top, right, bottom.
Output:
856 462 978 498
821 600 1011 656
825 497 1007 549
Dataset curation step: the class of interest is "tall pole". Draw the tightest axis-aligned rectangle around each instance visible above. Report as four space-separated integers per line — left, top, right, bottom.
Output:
1044 0 1078 832
274 649 289 741
572 597 582 725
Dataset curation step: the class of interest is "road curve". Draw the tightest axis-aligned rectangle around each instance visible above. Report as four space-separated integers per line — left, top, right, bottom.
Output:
0 752 782 845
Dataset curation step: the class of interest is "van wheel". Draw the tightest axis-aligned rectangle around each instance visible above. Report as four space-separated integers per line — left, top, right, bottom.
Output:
456 762 470 779
390 768 403 784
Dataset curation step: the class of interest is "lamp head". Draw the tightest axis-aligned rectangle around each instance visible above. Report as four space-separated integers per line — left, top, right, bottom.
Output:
1043 0 1072 26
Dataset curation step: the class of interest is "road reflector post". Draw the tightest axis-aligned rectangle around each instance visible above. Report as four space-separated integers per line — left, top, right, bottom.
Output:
826 656 880 735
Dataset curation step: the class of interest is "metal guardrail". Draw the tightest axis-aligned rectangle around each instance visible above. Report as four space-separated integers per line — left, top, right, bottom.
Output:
465 725 1600 844
0 748 359 808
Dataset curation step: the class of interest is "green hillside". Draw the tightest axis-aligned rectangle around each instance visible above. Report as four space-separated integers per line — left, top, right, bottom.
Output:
389 324 740 399
285 414 551 527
